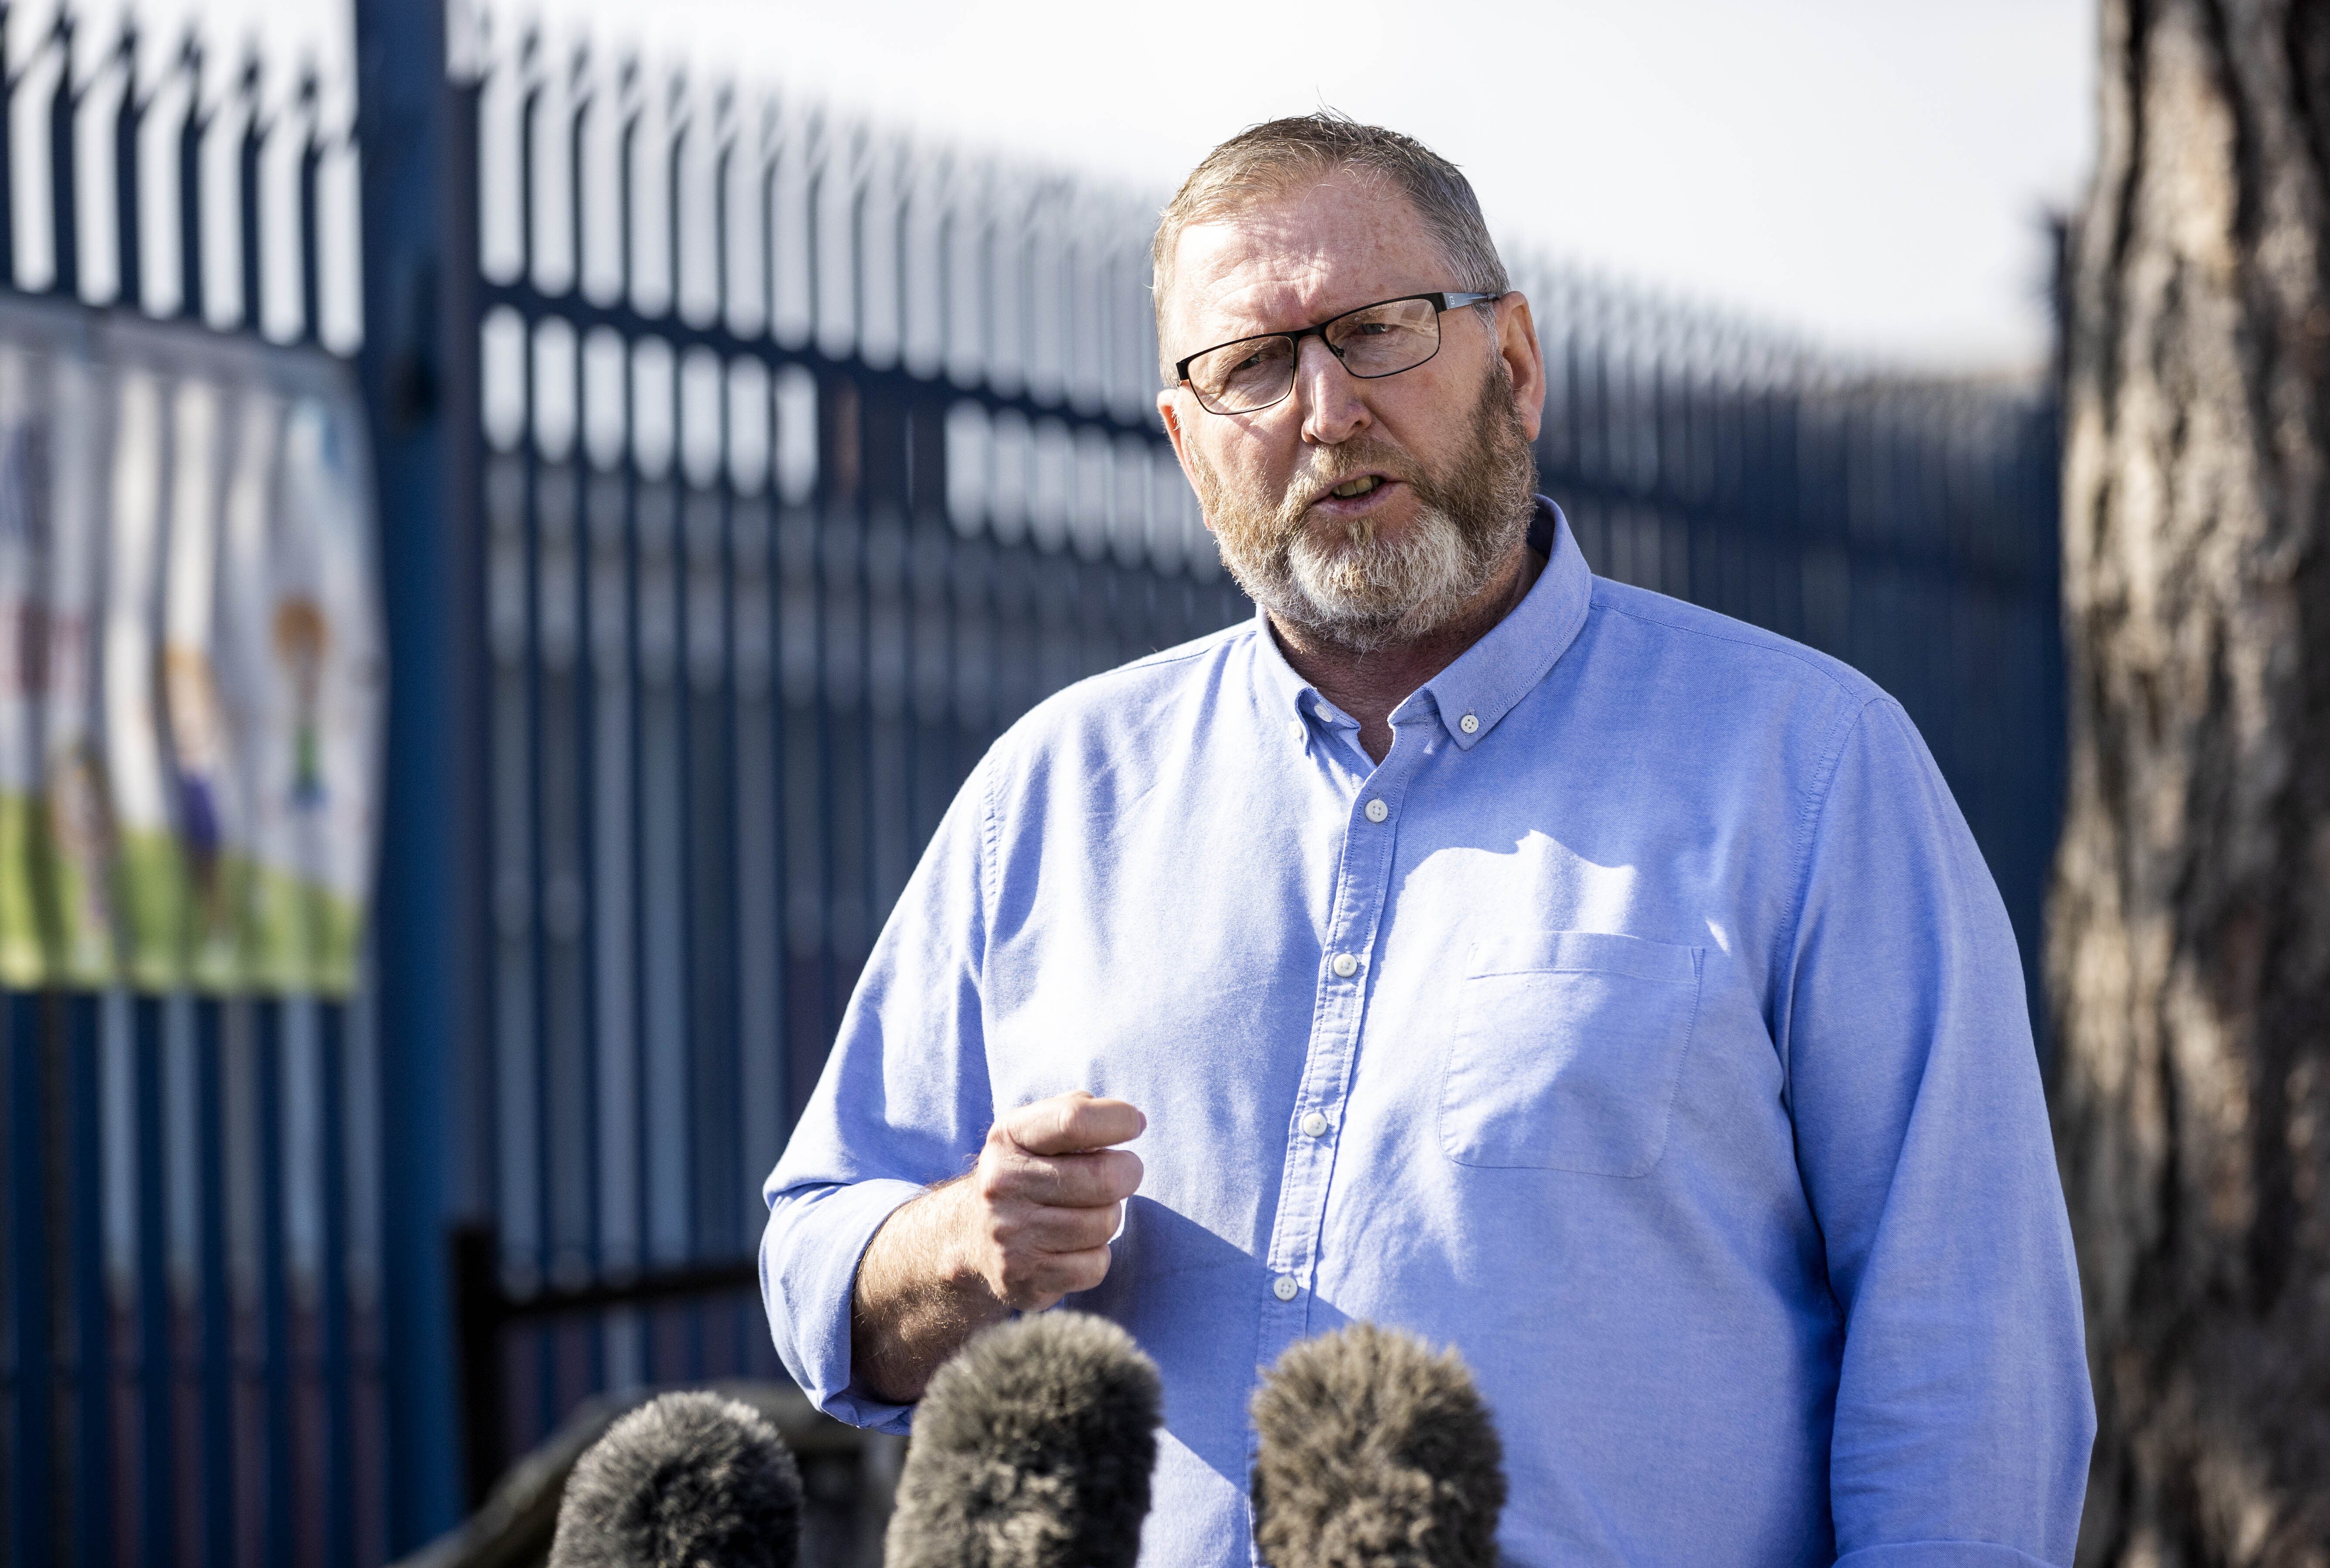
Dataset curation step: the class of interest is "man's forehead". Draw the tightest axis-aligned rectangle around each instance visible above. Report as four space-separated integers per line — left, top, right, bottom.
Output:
1166 171 1445 348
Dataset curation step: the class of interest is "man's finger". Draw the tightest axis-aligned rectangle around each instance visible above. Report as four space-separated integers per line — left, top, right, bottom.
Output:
1005 1199 1122 1257
1025 1245 1114 1303
995 1148 1141 1209
1007 1092 1146 1156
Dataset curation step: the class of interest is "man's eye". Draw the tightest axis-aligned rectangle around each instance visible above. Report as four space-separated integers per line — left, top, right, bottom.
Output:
1223 342 1290 377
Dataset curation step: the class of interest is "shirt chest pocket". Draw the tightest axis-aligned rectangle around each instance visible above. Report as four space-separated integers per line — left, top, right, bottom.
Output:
1437 930 1705 1178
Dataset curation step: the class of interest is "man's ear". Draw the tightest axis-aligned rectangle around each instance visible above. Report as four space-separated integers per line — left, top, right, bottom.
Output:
1158 389 1188 468
1495 293 1545 446
1156 391 1217 535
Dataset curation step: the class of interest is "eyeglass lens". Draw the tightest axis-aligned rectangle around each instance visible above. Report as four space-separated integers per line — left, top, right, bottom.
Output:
1185 297 1445 413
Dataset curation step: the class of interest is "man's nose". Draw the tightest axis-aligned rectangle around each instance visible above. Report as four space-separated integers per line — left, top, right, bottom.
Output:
1292 335 1369 445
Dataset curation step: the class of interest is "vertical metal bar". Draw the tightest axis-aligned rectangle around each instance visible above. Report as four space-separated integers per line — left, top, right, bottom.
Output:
236 57 260 330
0 991 11 1541
900 397 922 875
566 53 606 1404
318 1002 355 1568
659 83 701 1386
618 69 655 1388
849 159 883 1022
113 25 143 313
195 998 234 1568
764 471 791 1143
933 188 963 802
175 41 205 322
517 45 556 1454
353 0 483 1540
0 10 17 286
801 141 840 1056
298 74 322 343
811 377 838 1052
133 997 171 1568
713 111 745 1281
50 17 80 301
67 996 113 1568
756 118 794 1143
5 993 52 1568
254 1002 292 1568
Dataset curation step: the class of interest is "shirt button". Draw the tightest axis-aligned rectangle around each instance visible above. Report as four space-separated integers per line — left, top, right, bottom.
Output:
1272 1274 1299 1301
1460 712 1481 734
1363 798 1389 823
1300 1110 1329 1138
1286 720 1304 742
1331 953 1358 978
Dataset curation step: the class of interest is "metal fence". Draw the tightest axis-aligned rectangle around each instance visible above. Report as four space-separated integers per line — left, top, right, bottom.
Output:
447 29 1249 1510
0 11 384 1568
0 3 2065 1562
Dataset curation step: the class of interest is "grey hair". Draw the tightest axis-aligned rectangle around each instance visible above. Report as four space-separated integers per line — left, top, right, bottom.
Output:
1152 111 1509 383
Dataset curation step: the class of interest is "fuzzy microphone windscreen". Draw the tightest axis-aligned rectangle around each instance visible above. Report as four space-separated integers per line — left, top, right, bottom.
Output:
1249 1322 1506 1568
884 1312 1163 1568
548 1390 803 1568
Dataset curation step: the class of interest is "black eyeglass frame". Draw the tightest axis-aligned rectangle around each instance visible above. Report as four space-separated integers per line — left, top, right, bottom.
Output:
1173 290 1507 415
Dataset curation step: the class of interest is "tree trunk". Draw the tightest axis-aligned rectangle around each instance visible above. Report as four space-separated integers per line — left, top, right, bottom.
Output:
2053 1 2330 1562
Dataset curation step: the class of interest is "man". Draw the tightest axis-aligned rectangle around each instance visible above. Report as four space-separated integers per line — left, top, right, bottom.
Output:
763 114 2094 1566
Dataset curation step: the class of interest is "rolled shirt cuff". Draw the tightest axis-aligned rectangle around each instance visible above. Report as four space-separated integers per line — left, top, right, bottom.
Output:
760 1176 927 1434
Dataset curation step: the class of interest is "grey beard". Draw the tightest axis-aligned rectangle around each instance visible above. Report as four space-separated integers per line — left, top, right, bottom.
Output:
1197 369 1538 655
1268 496 1502 653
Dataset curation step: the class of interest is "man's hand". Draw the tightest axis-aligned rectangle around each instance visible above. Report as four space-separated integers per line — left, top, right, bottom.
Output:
966 1091 1146 1309
850 1091 1145 1402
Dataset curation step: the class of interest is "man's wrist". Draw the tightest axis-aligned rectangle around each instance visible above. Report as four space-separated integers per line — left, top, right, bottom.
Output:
920 1173 995 1300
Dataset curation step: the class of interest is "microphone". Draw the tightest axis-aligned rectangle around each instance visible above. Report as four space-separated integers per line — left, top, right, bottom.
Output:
885 1311 1163 1568
1249 1322 1506 1568
548 1390 804 1568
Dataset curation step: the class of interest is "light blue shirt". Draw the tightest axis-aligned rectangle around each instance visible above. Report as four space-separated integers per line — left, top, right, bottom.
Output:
761 500 2094 1567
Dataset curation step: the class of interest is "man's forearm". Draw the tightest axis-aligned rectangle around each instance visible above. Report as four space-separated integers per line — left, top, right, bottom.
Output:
850 1176 1007 1403
847 1092 1144 1403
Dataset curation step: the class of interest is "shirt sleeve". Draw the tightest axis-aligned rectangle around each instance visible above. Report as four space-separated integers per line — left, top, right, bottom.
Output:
758 752 999 1433
1779 697 2095 1567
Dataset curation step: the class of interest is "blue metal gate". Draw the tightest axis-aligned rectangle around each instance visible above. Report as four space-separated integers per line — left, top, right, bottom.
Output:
0 12 386 1566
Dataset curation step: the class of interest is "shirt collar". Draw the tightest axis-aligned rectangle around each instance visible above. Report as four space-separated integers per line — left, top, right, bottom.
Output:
1248 495 1594 749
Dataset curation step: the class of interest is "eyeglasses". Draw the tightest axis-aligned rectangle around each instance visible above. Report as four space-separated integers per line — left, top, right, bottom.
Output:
1174 291 1504 415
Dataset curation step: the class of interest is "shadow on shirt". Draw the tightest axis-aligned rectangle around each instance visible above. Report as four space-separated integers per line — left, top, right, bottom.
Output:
1064 1192 1357 1495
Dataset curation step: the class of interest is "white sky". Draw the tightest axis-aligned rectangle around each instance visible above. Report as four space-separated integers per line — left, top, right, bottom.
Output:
49 0 2094 373
538 0 2098 373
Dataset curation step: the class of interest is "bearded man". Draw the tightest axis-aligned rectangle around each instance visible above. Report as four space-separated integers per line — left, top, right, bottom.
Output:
763 115 2094 1566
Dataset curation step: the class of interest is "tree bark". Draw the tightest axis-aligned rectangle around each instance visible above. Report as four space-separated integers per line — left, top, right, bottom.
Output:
2053 1 2330 1562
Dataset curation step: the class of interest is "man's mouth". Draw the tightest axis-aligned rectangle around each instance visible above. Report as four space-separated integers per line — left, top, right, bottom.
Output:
1305 472 1400 515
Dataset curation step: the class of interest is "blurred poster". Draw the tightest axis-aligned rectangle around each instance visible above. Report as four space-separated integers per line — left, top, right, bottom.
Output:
104 366 186 989
234 386 383 994
161 375 243 990
42 344 112 987
0 298 383 997
0 331 48 984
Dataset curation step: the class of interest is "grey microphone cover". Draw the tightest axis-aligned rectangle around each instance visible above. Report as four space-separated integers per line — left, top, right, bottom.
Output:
549 1390 803 1568
885 1311 1163 1568
1249 1322 1505 1568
